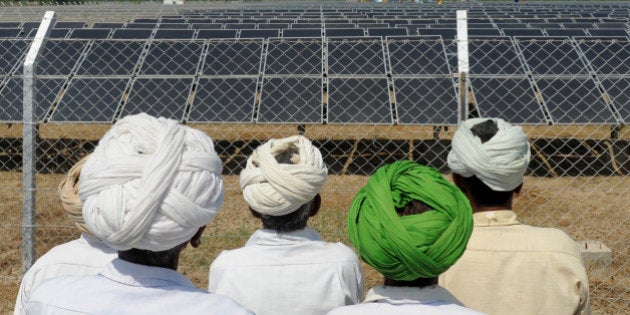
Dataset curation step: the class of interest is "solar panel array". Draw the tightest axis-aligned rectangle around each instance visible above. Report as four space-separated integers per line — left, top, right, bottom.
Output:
1 2 628 125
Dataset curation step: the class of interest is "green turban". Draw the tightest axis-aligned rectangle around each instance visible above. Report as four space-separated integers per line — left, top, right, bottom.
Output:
347 160 473 281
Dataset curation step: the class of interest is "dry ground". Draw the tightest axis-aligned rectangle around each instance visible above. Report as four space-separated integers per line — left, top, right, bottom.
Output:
0 172 628 313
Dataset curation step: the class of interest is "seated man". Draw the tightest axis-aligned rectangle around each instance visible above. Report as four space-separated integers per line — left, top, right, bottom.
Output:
209 135 364 315
15 155 117 315
440 118 590 315
328 160 484 315
26 113 252 314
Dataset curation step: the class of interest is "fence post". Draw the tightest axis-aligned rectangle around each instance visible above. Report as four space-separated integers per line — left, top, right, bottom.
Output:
456 10 469 122
22 10 56 274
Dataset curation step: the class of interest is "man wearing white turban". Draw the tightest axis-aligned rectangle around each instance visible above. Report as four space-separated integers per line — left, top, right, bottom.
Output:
26 113 252 315
439 118 590 315
208 135 364 315
14 155 117 315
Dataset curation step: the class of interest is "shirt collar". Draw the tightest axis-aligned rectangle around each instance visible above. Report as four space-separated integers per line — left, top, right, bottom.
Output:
473 210 521 227
100 258 196 288
364 285 464 306
79 233 117 254
245 226 322 246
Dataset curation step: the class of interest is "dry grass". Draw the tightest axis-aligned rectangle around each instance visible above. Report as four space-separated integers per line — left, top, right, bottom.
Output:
0 173 628 313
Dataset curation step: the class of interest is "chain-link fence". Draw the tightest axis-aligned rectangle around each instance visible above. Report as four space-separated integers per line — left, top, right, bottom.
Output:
1 3 629 314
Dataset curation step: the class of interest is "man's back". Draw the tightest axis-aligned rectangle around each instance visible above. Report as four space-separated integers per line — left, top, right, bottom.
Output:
27 259 252 315
209 227 364 315
439 210 589 315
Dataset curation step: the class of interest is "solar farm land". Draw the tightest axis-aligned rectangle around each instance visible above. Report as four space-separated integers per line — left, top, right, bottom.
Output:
0 0 628 313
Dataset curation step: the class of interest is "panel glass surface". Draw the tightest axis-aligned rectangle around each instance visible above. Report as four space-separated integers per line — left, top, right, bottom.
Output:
0 78 64 122
140 41 203 75
0 39 30 75
327 37 385 75
599 78 630 123
76 40 144 76
394 78 458 125
537 78 615 124
203 40 263 75
264 39 322 75
51 78 128 122
469 37 525 75
328 78 391 124
471 77 546 124
122 78 192 120
388 37 449 75
37 40 88 75
577 38 630 75
517 37 588 75
259 77 322 123
189 77 257 123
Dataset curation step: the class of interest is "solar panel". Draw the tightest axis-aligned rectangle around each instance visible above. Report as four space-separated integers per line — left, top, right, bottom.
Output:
599 78 629 123
282 29 321 38
587 29 629 37
292 23 322 29
196 29 237 39
158 23 190 29
122 77 193 120
154 29 195 39
325 28 364 37
328 78 391 124
0 28 21 38
367 28 408 37
0 22 20 28
388 36 450 75
140 41 203 75
188 77 257 123
225 23 257 30
50 78 128 122
471 77 546 124
394 78 458 125
545 29 587 37
468 28 501 36
37 39 88 75
125 23 156 29
258 23 289 29
258 77 322 123
54 21 86 29
92 22 125 29
327 37 385 75
192 23 222 30
576 38 630 75
0 78 63 122
0 39 30 75
264 38 322 75
516 36 588 75
69 28 111 39
76 40 143 76
469 37 525 75
239 29 279 39
536 77 615 124
203 39 263 75
503 28 545 37
111 29 153 39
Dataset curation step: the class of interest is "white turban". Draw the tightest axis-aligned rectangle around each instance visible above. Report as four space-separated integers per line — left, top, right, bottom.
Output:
240 135 327 216
448 118 530 191
79 113 224 251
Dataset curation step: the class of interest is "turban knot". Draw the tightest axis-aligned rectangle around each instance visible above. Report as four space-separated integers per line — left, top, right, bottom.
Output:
240 135 327 216
59 154 91 235
348 160 473 280
448 118 531 191
79 113 224 251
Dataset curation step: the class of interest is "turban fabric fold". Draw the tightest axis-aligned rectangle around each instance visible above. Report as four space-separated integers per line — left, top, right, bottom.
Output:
348 160 472 281
240 135 327 216
79 113 224 251
59 154 91 235
448 117 530 191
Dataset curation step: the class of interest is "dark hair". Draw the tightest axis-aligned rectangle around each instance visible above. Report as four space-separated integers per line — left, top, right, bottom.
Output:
255 142 314 233
461 119 513 206
118 246 182 269
395 199 432 216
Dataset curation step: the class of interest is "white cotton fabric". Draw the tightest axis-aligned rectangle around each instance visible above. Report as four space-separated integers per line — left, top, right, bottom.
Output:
26 259 253 315
14 234 116 315
239 135 327 216
209 227 364 315
79 113 224 251
447 118 530 191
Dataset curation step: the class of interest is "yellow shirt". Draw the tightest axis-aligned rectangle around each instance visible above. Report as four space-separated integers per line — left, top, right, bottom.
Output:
439 210 590 315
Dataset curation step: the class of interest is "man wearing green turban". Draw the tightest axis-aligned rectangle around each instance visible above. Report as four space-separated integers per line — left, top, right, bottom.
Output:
328 160 485 315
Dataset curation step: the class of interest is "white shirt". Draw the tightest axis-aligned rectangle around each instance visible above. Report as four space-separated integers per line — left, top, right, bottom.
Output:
26 258 253 315
327 285 486 315
209 227 364 315
439 210 590 315
14 233 117 315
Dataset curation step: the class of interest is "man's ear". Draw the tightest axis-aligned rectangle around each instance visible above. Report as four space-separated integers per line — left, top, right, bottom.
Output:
309 194 321 217
190 226 206 248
